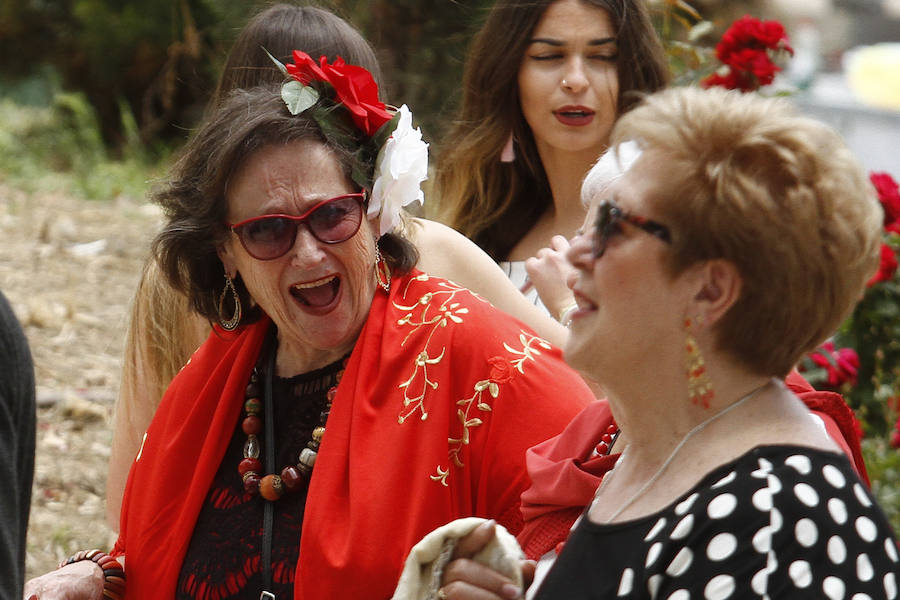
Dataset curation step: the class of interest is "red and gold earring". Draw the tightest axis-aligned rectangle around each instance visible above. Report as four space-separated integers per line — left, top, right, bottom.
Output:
684 316 714 408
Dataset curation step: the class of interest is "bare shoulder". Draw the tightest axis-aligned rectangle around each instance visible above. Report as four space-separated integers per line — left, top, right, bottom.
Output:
410 218 505 283
407 217 567 346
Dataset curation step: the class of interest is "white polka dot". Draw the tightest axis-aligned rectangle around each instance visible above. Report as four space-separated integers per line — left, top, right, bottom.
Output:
646 542 663 567
752 526 772 553
855 483 873 507
666 589 690 600
852 594 873 600
790 560 813 588
671 515 694 540
829 497 848 525
751 567 769 595
708 494 738 519
857 553 874 582
885 572 897 599
823 464 847 488
617 568 634 596
794 483 820 507
828 535 848 564
704 575 735 600
885 538 899 563
795 518 818 547
707 533 738 561
645 518 667 541
676 493 699 515
647 574 663 598
666 547 693 577
786 454 812 474
823 576 846 600
856 516 878 542
770 508 783 533
758 457 774 471
752 487 773 511
767 474 783 494
712 471 736 488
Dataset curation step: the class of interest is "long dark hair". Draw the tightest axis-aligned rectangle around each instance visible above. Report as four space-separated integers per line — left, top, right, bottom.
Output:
434 0 669 261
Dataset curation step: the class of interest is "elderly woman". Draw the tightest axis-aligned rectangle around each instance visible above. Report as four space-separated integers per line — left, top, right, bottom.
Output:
25 54 592 600
435 87 898 599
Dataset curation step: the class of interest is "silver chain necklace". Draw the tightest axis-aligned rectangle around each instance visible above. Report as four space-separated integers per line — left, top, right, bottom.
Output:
599 379 773 523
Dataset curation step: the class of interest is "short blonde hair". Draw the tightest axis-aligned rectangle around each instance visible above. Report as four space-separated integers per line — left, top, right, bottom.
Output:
611 86 882 377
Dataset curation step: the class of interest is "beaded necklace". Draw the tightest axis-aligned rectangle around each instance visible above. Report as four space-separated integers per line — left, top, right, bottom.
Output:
237 347 345 502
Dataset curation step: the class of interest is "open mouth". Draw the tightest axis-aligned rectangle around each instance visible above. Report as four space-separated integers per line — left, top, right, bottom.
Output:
290 275 340 308
554 108 595 126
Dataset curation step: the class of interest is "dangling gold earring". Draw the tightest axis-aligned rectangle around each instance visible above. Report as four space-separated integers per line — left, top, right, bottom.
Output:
684 316 714 408
218 274 242 331
374 243 391 293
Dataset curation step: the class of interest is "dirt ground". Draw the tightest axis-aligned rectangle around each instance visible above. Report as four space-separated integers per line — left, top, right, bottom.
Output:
0 180 163 580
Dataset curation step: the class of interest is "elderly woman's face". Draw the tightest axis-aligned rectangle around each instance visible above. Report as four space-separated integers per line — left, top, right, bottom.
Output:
564 150 686 378
218 139 377 363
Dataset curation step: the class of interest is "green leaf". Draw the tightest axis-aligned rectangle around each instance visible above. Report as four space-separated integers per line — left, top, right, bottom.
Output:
262 47 289 76
281 81 319 115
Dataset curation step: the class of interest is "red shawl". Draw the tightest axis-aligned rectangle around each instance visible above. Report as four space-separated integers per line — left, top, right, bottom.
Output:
113 271 592 598
517 371 869 560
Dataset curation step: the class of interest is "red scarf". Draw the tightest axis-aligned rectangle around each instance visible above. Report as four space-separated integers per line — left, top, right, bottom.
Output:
113 271 592 598
518 371 868 560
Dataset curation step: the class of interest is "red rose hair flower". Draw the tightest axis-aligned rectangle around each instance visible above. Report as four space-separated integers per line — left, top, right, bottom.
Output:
286 50 393 137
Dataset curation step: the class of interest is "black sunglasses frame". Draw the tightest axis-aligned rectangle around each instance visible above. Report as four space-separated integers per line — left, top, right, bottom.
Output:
227 192 367 261
593 199 672 259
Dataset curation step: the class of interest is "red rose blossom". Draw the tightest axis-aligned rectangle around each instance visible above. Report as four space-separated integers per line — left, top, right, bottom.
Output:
286 50 393 137
703 15 792 92
807 341 859 387
867 243 899 287
870 172 900 227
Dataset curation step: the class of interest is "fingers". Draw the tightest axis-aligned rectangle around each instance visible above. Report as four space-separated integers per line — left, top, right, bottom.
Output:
441 559 522 599
453 519 496 559
549 235 570 251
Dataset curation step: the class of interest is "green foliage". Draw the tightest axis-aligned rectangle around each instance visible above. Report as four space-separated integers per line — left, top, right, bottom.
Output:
862 437 900 532
835 236 900 437
0 93 161 201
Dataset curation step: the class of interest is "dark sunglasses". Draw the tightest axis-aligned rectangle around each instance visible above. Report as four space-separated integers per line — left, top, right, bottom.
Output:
227 192 367 261
594 199 672 259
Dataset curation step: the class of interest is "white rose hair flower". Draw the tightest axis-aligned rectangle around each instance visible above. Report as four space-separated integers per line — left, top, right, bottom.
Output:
368 104 429 237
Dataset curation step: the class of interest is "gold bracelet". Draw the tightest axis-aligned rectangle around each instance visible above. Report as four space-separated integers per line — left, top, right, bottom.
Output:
60 549 125 599
558 302 578 326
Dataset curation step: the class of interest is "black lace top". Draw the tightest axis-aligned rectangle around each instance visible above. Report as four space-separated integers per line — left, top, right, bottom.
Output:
175 356 344 600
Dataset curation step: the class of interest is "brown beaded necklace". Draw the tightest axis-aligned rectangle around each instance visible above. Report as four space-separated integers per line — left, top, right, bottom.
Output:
237 350 345 502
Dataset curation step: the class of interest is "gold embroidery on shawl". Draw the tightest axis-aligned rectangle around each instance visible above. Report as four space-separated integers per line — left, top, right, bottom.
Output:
394 274 474 424
430 332 552 486
391 274 553 486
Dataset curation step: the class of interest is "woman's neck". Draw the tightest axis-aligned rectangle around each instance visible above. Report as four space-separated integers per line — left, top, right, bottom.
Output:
604 360 774 469
506 144 601 260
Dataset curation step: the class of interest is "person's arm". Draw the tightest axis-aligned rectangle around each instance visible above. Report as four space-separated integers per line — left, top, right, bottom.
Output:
0 291 35 600
409 218 568 347
524 235 576 323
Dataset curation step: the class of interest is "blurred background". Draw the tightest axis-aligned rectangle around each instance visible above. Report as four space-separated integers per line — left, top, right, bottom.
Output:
1 0 898 579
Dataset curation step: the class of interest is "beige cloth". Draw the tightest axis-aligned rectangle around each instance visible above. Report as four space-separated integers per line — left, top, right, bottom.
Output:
391 517 525 600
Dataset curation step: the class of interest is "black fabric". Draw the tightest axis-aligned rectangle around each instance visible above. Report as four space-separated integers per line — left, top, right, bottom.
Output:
0 290 35 600
176 356 343 600
533 445 899 599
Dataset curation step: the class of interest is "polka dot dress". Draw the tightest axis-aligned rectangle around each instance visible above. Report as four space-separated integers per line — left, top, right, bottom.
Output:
532 446 899 599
